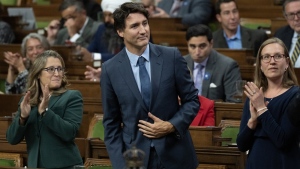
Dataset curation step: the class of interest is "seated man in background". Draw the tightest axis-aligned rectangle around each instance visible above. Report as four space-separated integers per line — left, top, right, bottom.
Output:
184 24 242 102
274 0 300 67
0 2 15 44
4 33 50 94
82 0 131 82
54 0 100 47
149 0 213 26
190 96 215 126
213 0 268 57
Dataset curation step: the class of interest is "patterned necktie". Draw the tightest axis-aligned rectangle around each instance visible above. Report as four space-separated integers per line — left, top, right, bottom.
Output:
137 56 151 110
291 36 300 66
170 0 181 17
195 64 204 95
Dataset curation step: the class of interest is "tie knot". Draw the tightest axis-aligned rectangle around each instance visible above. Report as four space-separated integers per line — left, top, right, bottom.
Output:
197 64 204 70
137 56 146 66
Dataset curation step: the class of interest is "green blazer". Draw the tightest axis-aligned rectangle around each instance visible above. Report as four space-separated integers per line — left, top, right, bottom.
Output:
6 90 83 168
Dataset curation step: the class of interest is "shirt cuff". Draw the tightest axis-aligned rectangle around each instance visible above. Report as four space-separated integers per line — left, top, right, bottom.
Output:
93 53 102 67
70 33 80 43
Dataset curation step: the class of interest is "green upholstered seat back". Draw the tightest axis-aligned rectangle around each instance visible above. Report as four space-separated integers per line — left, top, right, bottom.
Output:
0 159 16 167
91 119 105 141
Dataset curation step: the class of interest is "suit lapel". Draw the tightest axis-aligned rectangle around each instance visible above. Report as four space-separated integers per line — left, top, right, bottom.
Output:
117 49 147 111
202 50 216 97
241 27 252 48
149 43 163 110
80 18 93 37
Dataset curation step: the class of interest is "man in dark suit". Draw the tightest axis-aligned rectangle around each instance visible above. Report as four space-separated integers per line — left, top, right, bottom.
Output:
54 0 100 47
150 0 212 26
101 2 199 169
213 0 268 57
184 24 242 102
274 0 300 67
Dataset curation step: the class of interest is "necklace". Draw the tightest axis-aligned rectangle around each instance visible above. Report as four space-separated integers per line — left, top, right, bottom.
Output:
264 87 284 104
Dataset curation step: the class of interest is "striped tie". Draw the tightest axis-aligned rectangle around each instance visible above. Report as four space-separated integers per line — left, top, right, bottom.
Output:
291 37 300 66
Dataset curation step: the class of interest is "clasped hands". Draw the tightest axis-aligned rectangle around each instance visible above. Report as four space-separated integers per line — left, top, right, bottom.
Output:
20 84 51 119
138 112 175 139
4 52 26 72
244 82 268 128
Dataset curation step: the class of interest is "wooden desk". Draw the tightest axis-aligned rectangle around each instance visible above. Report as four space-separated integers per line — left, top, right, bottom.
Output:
0 94 22 117
189 126 222 147
0 116 13 137
214 102 244 126
271 18 287 36
149 18 186 31
196 146 246 169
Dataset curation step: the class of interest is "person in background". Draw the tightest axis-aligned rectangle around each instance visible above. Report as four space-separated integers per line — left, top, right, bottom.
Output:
46 19 61 46
6 50 83 169
184 24 241 102
82 0 131 82
54 0 100 47
275 0 300 67
0 2 15 44
80 0 102 21
237 37 300 169
190 95 215 126
213 0 268 57
149 0 212 26
101 2 199 168
4 33 50 94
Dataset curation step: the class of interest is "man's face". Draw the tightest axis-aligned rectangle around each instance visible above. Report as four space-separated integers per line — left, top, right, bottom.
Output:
103 11 114 26
284 1 300 33
187 36 212 63
117 13 150 53
216 1 240 32
61 6 86 31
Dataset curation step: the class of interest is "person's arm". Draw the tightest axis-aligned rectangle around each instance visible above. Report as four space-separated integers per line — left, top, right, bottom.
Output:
41 90 83 142
167 48 200 137
6 96 28 145
236 99 256 152
202 101 215 126
101 64 125 168
181 0 212 26
5 69 28 94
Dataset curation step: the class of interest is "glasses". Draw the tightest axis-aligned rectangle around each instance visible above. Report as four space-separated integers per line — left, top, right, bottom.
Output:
43 66 64 74
285 11 300 20
260 53 286 63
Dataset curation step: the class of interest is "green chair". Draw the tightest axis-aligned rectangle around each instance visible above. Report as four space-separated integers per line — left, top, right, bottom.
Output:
84 158 112 169
218 120 240 146
0 0 17 5
87 114 104 140
0 153 23 167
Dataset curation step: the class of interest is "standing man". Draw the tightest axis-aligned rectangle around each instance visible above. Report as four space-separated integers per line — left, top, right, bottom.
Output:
101 2 199 169
213 0 268 57
184 24 242 102
275 0 300 67
54 0 100 47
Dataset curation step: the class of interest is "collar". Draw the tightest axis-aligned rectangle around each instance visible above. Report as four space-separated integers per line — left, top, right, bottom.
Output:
223 25 241 41
79 17 89 35
126 44 150 66
194 57 208 70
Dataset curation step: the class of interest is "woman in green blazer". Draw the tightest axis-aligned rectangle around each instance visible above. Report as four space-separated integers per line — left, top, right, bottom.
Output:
6 50 83 169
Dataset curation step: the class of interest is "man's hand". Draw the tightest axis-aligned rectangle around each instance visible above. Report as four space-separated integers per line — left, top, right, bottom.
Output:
64 18 77 38
138 112 175 138
149 7 170 18
84 65 101 82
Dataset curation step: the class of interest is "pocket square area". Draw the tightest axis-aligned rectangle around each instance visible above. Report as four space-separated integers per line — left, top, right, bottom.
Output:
209 83 217 88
